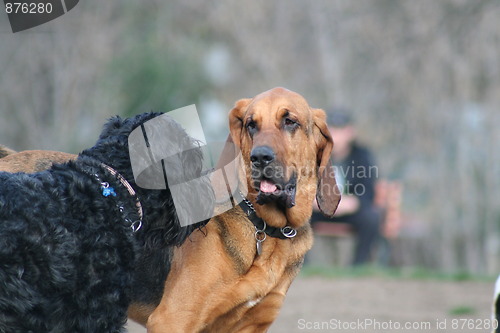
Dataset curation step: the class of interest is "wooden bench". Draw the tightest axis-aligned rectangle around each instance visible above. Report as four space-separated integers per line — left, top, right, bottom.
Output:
308 180 402 266
312 180 403 239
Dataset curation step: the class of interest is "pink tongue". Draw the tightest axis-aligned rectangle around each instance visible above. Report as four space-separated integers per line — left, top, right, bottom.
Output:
260 180 277 193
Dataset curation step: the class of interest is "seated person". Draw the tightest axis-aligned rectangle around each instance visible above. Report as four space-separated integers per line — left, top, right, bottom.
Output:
311 111 381 265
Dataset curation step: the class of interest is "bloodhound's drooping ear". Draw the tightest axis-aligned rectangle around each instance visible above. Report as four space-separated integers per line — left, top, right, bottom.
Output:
215 98 252 172
313 108 341 217
210 98 252 206
228 98 252 148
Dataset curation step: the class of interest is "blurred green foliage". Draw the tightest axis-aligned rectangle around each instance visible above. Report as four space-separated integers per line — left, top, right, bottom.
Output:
107 2 211 117
110 49 210 117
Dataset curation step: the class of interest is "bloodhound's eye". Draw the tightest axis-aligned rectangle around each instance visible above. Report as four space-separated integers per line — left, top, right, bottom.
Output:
246 120 258 135
283 117 299 131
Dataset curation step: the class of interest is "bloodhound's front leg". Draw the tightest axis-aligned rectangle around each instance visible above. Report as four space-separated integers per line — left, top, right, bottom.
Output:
229 270 297 332
147 263 274 332
146 224 276 333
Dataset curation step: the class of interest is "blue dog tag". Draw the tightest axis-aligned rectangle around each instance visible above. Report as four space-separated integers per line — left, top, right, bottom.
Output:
101 182 117 197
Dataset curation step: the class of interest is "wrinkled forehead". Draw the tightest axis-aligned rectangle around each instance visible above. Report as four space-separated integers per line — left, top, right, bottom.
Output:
245 89 312 123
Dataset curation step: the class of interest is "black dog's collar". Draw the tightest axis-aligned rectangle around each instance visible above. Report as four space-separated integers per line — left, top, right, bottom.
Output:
235 191 297 240
101 164 143 222
83 162 143 233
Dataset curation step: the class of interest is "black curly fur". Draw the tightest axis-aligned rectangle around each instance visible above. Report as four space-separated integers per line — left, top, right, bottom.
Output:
0 112 212 333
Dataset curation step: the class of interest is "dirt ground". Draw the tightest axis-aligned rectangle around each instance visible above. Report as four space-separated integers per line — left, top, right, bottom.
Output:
125 276 496 333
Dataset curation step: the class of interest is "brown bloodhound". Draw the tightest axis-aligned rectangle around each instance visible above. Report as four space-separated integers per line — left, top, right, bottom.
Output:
146 87 340 332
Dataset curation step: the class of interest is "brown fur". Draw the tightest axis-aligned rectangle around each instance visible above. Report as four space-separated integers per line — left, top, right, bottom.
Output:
146 87 340 332
0 149 76 173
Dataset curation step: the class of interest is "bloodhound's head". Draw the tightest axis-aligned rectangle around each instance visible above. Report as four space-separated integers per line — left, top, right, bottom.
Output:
228 87 340 228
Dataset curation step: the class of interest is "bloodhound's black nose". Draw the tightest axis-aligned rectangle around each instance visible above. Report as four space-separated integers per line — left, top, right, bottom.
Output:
250 146 275 167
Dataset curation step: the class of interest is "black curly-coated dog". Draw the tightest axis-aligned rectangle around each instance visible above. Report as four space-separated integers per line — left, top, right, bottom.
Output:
0 112 212 333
